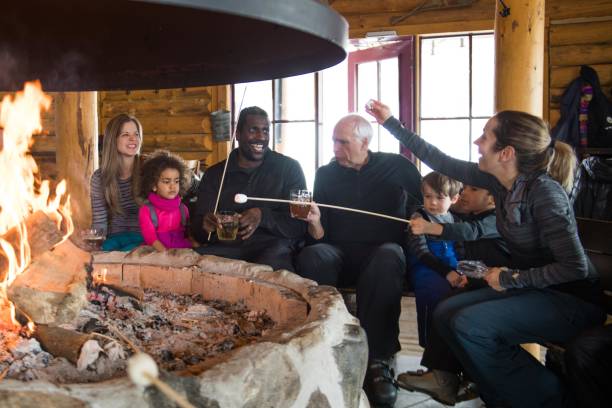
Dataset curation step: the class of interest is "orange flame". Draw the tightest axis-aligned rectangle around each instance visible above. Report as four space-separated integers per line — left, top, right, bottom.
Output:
0 81 72 330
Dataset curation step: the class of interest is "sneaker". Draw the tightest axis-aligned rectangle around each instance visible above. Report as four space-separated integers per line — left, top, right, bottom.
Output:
364 358 398 407
397 369 459 405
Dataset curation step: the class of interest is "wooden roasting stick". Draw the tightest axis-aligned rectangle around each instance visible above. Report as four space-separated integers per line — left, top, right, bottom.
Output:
234 194 411 225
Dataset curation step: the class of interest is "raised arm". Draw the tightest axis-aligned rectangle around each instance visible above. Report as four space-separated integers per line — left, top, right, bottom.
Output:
366 100 497 190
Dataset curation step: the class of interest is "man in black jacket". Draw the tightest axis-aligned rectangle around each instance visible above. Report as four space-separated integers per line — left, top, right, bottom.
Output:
191 106 307 271
296 114 422 407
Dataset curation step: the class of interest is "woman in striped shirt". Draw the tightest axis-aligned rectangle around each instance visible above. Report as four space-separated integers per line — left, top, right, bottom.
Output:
90 114 144 251
367 101 605 408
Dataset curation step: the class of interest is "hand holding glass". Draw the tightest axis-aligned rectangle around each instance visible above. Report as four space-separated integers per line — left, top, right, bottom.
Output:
289 189 312 218
81 228 106 250
216 211 239 240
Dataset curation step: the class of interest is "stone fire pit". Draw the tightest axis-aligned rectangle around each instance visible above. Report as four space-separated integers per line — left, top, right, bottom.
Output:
0 247 369 408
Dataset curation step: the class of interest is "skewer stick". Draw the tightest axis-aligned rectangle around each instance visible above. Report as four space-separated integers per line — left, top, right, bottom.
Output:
208 86 248 241
234 194 411 224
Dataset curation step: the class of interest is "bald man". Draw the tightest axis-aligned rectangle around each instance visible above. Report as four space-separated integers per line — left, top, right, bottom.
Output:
296 114 422 407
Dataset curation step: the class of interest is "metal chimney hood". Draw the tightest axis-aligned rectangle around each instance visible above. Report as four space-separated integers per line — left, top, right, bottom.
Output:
0 0 348 91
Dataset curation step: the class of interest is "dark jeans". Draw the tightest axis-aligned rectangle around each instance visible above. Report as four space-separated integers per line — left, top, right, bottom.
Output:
410 262 453 348
196 234 297 272
296 242 406 360
434 287 606 408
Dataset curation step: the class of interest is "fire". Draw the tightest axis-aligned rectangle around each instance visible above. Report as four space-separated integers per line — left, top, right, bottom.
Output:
0 81 73 330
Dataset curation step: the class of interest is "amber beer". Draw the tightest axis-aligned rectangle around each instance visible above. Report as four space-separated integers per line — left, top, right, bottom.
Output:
289 190 312 218
216 211 239 240
81 228 105 250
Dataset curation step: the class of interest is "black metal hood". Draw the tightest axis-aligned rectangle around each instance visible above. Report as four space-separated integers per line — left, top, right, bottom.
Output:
0 0 348 91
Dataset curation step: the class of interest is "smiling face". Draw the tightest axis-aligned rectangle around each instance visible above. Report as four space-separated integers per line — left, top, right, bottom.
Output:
116 120 141 157
154 167 180 200
237 114 270 166
473 117 503 174
422 182 458 215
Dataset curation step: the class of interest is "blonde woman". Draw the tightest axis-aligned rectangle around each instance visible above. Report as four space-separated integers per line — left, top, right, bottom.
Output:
90 114 144 251
367 101 605 408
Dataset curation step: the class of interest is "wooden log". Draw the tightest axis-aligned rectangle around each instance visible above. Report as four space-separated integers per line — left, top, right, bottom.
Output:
494 0 545 115
141 133 213 152
99 87 213 102
348 19 493 38
0 211 64 281
550 44 612 67
55 92 98 232
548 0 612 21
549 20 612 46
34 324 92 364
101 98 212 117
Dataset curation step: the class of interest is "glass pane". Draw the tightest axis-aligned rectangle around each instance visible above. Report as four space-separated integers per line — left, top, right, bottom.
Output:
472 34 495 117
357 61 377 115
471 118 489 163
379 57 399 120
320 59 348 166
421 36 470 118
378 124 399 154
234 80 273 121
280 73 315 121
274 122 316 190
420 119 470 175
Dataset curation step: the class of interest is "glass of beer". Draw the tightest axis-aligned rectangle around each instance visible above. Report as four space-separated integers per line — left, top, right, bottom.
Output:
290 189 312 218
81 228 106 251
216 211 239 240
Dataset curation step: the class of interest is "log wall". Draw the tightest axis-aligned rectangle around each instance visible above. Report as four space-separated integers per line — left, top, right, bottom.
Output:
3 84 230 184
547 0 612 126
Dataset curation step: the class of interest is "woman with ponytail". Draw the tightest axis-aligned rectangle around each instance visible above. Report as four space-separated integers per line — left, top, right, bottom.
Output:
367 102 605 407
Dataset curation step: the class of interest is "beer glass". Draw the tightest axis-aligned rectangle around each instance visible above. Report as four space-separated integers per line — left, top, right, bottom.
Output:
81 228 106 250
216 211 239 240
289 189 312 218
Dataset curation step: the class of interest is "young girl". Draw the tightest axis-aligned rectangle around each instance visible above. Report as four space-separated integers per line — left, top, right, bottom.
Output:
138 150 193 251
90 114 144 251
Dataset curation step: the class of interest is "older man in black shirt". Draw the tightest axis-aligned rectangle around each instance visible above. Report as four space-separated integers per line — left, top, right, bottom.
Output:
192 106 307 271
296 114 422 407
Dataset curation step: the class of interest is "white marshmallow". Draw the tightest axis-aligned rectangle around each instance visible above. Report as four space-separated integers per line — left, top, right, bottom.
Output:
127 353 159 387
234 194 248 204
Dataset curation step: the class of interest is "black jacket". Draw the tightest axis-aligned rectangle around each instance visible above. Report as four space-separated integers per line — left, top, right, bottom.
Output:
572 156 612 221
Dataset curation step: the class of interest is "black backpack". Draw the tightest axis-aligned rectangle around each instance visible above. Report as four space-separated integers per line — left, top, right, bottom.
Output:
552 65 612 148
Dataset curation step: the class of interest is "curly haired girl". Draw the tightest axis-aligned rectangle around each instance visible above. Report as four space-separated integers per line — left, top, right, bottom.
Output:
138 150 193 251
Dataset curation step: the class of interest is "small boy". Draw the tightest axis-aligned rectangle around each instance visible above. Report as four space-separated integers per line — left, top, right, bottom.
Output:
407 171 463 348
399 184 511 405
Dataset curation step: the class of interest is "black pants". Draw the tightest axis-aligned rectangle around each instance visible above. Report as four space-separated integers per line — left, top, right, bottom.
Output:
196 234 297 271
296 242 406 360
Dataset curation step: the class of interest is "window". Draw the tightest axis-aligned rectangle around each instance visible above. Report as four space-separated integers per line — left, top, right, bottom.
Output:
419 33 494 174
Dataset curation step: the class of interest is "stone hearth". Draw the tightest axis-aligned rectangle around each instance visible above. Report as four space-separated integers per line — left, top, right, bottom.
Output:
0 247 369 408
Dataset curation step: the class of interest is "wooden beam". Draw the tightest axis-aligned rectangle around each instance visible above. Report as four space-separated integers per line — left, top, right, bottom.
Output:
494 0 545 115
549 19 612 46
547 0 612 21
549 43 612 67
349 19 493 38
55 92 98 231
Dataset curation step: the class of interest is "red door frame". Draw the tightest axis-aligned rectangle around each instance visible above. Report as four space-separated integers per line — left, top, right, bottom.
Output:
347 38 415 160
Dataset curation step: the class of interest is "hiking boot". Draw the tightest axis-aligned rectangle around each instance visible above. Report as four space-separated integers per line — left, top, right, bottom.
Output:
364 358 398 407
397 369 459 406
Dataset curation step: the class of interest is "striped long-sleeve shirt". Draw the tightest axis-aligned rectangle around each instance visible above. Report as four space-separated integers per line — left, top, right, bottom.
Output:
90 169 140 235
383 117 598 291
